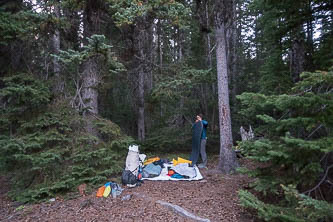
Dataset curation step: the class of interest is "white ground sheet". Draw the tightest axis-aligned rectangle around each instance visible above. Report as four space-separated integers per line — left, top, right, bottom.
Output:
142 163 203 181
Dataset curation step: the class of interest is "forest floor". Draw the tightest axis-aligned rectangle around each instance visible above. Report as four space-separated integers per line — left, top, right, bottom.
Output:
0 155 257 222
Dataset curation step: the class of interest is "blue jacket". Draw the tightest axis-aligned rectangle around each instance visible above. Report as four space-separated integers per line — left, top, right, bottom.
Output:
201 120 208 139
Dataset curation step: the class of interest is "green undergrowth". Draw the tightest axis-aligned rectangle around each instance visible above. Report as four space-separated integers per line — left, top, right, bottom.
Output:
0 74 133 203
237 70 333 221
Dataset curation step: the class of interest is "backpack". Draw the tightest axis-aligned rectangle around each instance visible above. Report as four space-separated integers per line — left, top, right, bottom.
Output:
121 169 137 185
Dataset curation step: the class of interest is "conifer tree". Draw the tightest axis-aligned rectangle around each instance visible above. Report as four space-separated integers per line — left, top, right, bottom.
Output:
213 0 239 173
237 68 333 221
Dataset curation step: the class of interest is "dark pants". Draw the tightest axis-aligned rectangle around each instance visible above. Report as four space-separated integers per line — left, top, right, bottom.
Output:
200 139 207 166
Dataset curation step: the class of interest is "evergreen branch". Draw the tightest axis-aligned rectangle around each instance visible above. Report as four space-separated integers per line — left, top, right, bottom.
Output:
306 124 323 139
303 164 333 195
292 86 312 96
278 110 290 121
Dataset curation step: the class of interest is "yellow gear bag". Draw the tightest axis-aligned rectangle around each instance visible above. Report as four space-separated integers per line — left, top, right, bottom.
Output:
103 185 111 198
143 157 160 165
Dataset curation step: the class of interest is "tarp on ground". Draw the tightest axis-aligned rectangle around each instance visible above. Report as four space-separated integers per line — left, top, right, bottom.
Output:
142 163 203 181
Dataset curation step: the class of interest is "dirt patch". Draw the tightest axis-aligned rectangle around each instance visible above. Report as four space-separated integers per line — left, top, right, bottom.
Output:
0 157 255 222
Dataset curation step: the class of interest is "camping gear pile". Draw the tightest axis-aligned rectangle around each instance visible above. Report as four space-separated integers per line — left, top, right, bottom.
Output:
142 156 197 179
96 182 123 198
121 145 203 186
95 145 203 197
142 158 203 181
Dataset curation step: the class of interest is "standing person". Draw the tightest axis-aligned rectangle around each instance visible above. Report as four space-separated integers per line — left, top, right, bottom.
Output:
189 114 208 167
197 114 208 168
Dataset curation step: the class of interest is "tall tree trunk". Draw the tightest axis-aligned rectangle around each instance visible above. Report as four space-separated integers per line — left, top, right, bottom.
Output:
133 17 152 141
81 0 104 135
205 1 212 68
145 23 155 133
63 7 80 50
51 0 63 94
290 27 305 83
157 19 163 73
81 57 99 134
197 0 214 126
224 0 237 101
305 0 314 71
230 0 238 105
215 2 239 173
138 63 145 141
177 27 183 61
81 57 99 115
204 0 217 133
52 1 60 76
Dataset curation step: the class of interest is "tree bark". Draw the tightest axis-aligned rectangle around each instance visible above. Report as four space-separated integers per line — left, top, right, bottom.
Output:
137 60 145 141
52 2 61 76
81 0 105 135
305 0 314 71
205 1 212 68
157 19 163 73
51 0 64 94
214 1 239 173
81 57 99 115
63 6 80 50
204 0 217 133
133 17 152 141
230 0 238 105
290 35 305 83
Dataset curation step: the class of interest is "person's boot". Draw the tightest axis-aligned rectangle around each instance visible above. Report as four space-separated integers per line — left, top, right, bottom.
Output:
198 163 206 169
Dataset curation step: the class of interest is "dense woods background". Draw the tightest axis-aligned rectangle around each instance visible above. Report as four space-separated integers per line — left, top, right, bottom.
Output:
0 0 333 221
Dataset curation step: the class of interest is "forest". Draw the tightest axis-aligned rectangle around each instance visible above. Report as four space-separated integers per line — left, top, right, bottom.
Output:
0 0 333 221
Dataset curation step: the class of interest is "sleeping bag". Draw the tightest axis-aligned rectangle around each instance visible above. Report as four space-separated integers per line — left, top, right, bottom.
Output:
189 121 203 165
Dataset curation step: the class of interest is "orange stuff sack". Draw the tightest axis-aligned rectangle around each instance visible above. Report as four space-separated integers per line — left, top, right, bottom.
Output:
168 169 175 176
96 186 105 197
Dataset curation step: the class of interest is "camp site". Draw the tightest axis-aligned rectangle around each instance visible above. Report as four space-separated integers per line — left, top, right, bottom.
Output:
0 0 333 221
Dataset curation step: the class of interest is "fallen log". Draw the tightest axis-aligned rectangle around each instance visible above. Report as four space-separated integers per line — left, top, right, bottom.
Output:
156 200 210 222
132 192 210 221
